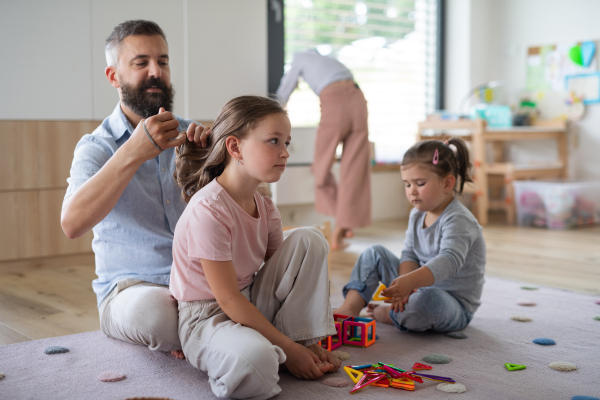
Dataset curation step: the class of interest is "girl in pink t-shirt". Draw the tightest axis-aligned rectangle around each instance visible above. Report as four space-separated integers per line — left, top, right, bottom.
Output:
170 96 338 400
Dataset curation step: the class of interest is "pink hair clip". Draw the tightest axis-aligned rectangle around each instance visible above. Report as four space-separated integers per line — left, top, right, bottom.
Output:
433 149 439 165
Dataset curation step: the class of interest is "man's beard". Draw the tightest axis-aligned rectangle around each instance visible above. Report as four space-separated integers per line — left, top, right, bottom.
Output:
120 77 175 119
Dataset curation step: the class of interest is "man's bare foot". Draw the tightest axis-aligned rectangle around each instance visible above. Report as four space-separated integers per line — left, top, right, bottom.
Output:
366 303 393 325
170 350 185 359
308 343 341 372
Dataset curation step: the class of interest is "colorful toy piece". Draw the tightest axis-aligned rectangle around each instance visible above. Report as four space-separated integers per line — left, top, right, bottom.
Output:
412 362 433 370
390 377 415 391
343 366 364 384
372 283 390 301
350 373 387 394
319 321 342 351
505 363 526 371
343 317 376 347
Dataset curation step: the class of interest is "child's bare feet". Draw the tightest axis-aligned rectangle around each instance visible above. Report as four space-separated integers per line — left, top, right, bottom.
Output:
170 350 185 359
366 303 393 325
307 343 341 372
332 305 359 317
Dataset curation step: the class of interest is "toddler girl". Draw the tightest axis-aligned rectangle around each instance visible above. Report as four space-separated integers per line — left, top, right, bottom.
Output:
170 96 339 400
334 138 486 333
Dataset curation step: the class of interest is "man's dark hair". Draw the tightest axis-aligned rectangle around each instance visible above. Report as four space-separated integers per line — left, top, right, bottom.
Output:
105 20 167 67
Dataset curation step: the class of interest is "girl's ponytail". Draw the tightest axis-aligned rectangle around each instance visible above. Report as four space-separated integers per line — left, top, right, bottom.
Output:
446 138 473 194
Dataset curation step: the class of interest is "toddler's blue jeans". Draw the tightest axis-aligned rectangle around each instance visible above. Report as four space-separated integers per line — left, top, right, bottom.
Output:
342 245 473 332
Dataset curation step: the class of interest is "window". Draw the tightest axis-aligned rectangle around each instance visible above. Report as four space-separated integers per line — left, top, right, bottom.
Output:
282 0 440 162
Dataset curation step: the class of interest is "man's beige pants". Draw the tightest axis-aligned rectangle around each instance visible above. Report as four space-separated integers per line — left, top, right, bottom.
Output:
178 227 335 400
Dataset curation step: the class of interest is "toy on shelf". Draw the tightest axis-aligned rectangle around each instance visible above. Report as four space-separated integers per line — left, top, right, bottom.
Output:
343 361 455 393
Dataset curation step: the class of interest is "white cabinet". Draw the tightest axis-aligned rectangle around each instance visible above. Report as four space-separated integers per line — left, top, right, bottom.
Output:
186 0 268 120
0 0 94 120
91 0 186 119
0 0 268 121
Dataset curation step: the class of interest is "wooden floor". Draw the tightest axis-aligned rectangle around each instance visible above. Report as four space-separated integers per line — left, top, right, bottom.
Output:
1 217 599 346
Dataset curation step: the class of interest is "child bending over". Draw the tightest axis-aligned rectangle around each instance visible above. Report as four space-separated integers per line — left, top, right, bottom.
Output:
334 138 486 333
170 96 339 400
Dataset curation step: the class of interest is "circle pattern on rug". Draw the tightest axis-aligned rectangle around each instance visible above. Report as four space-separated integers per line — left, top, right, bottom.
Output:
437 382 466 393
511 315 532 322
44 346 69 355
446 331 468 339
549 361 577 371
98 372 126 382
331 350 350 361
517 300 536 306
322 377 351 387
423 354 451 364
533 338 556 346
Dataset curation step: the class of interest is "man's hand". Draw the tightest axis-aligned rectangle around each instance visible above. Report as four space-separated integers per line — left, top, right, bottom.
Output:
128 107 186 162
186 122 211 148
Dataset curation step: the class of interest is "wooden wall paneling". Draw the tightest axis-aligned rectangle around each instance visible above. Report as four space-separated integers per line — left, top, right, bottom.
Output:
0 121 100 191
0 189 93 261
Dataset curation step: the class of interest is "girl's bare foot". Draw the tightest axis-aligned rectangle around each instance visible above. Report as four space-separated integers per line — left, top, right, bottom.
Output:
308 343 341 372
170 350 185 359
366 303 393 325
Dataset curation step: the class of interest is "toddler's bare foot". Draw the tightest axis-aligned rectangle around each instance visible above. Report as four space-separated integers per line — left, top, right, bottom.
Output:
332 306 360 317
366 303 393 325
170 350 185 359
307 343 341 372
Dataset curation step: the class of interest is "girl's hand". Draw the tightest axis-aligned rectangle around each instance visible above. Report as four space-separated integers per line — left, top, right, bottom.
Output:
381 276 413 304
398 289 418 312
283 342 331 380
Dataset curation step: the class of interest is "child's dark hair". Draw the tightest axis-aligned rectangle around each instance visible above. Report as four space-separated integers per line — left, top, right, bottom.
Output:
401 138 473 194
175 95 287 203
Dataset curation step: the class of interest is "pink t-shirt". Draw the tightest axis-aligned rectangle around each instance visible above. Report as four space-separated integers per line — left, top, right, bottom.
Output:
170 179 283 301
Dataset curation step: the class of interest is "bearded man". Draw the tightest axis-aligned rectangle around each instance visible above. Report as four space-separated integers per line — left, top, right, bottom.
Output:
61 20 207 357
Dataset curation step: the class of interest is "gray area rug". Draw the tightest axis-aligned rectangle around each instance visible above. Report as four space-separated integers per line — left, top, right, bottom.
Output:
1 276 599 400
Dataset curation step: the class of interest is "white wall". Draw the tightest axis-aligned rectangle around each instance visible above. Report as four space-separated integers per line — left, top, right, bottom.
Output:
445 0 600 180
0 0 267 121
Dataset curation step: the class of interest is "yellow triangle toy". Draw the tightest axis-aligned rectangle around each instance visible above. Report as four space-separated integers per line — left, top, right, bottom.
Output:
343 366 364 383
372 283 390 301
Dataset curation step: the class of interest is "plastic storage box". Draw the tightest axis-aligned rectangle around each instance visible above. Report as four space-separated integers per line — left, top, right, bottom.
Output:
513 180 600 229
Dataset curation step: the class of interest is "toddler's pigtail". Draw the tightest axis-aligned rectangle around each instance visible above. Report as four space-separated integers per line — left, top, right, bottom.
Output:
447 138 473 194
